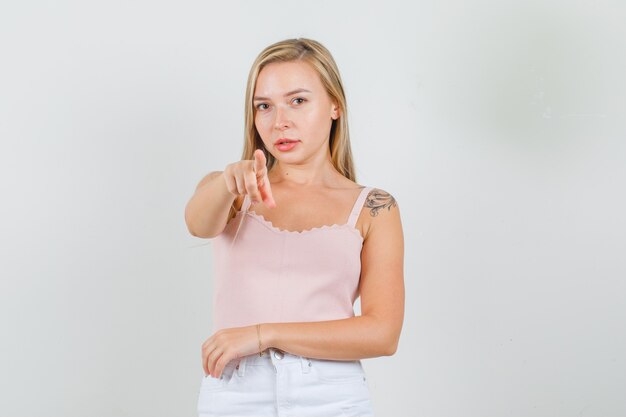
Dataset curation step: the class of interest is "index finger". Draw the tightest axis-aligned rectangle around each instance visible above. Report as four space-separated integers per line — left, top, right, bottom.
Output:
254 150 276 208
253 149 266 175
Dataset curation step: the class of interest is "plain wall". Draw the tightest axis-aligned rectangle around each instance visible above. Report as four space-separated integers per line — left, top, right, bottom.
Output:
1 1 624 416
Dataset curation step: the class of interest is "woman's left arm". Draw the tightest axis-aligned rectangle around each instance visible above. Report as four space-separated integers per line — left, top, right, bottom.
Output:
264 190 404 360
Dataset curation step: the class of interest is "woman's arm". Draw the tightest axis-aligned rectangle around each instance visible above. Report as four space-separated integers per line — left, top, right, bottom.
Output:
185 171 237 238
263 190 405 360
186 152 275 239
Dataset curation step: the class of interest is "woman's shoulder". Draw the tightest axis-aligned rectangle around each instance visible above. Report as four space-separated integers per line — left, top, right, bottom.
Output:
357 185 400 242
351 183 394 200
345 183 397 207
363 187 398 213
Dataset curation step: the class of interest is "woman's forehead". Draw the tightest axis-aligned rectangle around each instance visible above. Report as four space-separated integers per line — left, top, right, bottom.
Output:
254 61 322 96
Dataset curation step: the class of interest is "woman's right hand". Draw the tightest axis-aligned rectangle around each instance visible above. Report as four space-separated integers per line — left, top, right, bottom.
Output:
223 149 277 208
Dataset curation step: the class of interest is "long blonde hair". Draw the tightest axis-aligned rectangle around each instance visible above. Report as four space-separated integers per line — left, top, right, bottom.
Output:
227 38 357 221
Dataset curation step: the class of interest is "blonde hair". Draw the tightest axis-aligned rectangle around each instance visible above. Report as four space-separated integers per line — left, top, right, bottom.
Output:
226 38 356 221
243 38 355 175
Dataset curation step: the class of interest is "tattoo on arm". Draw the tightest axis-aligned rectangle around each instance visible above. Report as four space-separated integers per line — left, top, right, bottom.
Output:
366 189 398 217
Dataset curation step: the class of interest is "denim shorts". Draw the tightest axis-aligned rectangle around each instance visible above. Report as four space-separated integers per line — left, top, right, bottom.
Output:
197 347 375 417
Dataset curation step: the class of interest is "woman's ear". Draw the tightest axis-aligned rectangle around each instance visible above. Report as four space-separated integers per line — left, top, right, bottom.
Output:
331 103 341 120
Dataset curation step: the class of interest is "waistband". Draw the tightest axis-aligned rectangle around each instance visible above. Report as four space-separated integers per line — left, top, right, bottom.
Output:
225 348 364 379
225 348 311 377
249 348 302 364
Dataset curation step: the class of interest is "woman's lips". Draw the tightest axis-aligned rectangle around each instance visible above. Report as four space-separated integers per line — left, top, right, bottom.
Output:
275 141 299 152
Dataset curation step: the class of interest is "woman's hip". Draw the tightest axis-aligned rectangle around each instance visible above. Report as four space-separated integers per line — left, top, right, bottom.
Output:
197 348 375 416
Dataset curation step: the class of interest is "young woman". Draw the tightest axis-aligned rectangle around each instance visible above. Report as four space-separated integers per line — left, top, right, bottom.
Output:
185 37 404 417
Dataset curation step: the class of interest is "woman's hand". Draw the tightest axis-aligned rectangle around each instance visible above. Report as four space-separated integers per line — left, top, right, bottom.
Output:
201 324 265 378
223 149 276 208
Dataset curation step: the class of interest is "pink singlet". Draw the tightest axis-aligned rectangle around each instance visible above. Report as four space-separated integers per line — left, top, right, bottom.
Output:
210 186 374 333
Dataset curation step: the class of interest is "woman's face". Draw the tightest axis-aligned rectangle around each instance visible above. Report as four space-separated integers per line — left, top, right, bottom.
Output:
253 60 339 164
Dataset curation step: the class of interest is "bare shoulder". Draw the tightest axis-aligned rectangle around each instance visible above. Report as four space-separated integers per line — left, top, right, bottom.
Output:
362 188 401 241
365 188 398 217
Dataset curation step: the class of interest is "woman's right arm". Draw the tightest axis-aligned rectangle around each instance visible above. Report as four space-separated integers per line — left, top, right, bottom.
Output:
184 171 238 239
184 150 276 239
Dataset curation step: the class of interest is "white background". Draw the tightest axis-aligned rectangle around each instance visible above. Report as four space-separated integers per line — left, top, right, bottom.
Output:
1 1 625 416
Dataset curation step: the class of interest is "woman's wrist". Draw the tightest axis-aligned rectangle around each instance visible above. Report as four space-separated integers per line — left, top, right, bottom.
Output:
258 323 277 351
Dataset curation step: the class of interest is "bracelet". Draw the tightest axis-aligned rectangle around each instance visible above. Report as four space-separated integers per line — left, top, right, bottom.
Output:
257 323 264 356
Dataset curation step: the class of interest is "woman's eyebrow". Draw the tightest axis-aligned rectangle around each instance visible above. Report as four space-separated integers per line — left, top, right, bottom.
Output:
253 88 312 101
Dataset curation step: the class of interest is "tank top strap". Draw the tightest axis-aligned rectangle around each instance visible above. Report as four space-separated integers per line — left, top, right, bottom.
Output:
241 194 252 212
346 186 372 228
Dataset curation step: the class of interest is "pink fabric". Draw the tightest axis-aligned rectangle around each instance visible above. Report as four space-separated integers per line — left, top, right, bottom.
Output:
210 186 373 333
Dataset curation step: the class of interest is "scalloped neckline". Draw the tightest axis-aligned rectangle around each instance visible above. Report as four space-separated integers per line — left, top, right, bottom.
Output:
240 210 364 241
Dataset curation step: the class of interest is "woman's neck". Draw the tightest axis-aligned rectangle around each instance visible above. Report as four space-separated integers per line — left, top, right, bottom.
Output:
269 160 340 187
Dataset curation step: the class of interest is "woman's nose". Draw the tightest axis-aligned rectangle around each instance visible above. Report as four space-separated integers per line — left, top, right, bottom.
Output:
274 107 291 129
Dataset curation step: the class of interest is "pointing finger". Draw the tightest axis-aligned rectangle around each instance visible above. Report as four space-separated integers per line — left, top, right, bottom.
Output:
253 149 266 177
253 150 276 208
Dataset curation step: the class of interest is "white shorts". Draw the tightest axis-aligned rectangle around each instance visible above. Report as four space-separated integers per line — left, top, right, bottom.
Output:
197 347 375 416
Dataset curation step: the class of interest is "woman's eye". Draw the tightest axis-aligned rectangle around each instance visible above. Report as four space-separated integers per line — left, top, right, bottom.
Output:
293 98 306 105
256 103 269 110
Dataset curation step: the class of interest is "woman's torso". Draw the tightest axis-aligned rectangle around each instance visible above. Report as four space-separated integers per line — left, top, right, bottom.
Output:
210 183 374 333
